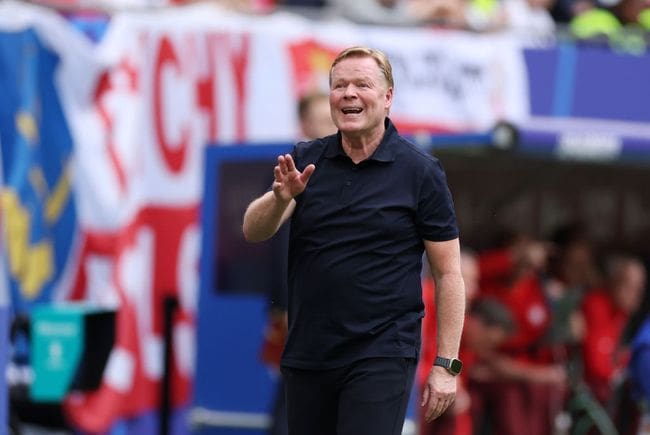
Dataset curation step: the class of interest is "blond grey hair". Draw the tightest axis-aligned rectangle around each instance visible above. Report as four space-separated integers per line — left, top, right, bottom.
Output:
329 46 394 89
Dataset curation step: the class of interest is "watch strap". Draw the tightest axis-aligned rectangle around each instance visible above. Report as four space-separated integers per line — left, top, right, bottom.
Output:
434 356 462 375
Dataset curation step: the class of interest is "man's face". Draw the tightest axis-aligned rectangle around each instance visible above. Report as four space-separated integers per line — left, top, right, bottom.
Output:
329 56 392 138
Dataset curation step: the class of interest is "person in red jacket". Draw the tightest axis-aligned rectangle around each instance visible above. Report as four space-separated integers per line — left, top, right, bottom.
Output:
581 255 646 404
418 260 514 435
471 234 567 435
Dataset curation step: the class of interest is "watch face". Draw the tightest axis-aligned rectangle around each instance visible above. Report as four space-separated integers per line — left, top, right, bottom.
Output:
450 359 463 374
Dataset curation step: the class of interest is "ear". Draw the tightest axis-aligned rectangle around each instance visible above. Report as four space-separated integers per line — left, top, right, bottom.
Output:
385 87 393 110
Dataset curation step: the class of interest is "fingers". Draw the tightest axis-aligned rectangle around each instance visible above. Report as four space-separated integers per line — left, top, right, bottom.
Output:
276 154 298 178
275 154 315 183
273 165 283 182
423 368 457 423
284 154 296 172
424 394 455 423
420 384 430 407
421 384 448 423
273 154 315 201
277 155 288 176
277 154 297 174
300 164 315 183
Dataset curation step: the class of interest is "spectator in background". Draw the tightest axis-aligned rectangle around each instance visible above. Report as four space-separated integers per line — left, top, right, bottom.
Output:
549 0 597 23
276 0 327 7
465 0 556 34
542 223 600 363
418 251 515 435
581 255 646 405
471 233 566 435
420 297 515 435
297 92 337 141
274 0 328 19
569 6 622 38
329 0 466 28
259 91 336 435
180 0 277 13
613 0 650 27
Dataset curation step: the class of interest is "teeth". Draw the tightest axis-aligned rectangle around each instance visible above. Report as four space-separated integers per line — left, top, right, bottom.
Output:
342 108 362 114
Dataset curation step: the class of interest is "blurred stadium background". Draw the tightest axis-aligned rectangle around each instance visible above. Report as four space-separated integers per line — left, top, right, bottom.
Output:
1 0 650 434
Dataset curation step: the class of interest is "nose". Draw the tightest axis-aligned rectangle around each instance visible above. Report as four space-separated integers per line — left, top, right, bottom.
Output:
343 84 357 98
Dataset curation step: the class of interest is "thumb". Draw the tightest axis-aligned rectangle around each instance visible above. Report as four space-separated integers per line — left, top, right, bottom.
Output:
300 164 316 183
421 384 430 407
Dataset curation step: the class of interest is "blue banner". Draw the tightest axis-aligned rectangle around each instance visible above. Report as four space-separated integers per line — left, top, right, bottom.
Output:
0 28 78 314
525 43 650 123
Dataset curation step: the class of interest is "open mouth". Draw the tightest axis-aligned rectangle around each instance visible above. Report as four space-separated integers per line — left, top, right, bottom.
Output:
341 107 363 115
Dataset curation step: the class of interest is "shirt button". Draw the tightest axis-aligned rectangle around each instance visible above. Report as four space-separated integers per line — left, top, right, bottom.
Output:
345 181 351 186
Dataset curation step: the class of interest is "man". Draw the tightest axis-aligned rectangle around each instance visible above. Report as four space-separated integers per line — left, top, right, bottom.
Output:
243 46 465 435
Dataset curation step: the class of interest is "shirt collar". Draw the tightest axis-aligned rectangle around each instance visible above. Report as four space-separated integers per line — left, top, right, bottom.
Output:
324 118 398 162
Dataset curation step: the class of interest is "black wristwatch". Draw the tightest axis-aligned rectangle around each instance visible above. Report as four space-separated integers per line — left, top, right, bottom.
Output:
434 356 463 376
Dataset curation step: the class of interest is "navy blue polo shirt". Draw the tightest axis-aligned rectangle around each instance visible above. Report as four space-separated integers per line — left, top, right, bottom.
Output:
281 118 459 369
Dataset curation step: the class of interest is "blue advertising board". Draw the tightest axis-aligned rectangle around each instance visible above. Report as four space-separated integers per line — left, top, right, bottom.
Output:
524 43 650 123
194 144 292 435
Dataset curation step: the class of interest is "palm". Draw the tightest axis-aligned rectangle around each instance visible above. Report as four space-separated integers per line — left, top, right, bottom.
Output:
273 154 315 202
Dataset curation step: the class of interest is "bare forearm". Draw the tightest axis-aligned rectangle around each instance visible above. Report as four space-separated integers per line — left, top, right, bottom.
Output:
423 238 465 359
435 271 465 358
242 191 294 242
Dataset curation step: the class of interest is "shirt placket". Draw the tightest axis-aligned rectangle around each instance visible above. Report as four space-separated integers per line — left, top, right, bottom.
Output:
340 163 361 206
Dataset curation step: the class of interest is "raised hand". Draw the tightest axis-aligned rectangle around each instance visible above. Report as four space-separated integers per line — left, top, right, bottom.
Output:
272 154 315 202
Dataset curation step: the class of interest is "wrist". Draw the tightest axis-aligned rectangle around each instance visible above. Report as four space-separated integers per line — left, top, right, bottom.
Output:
434 356 463 376
272 190 293 207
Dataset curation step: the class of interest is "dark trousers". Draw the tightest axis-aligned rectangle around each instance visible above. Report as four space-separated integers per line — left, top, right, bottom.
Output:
282 357 416 435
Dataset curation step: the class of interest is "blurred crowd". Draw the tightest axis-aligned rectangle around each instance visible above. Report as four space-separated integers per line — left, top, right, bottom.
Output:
21 0 650 42
418 223 650 435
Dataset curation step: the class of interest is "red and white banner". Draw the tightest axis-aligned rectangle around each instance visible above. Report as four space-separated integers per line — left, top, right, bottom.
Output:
82 2 529 142
0 1 529 431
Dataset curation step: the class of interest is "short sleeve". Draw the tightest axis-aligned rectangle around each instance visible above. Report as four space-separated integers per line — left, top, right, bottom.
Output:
415 159 459 241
